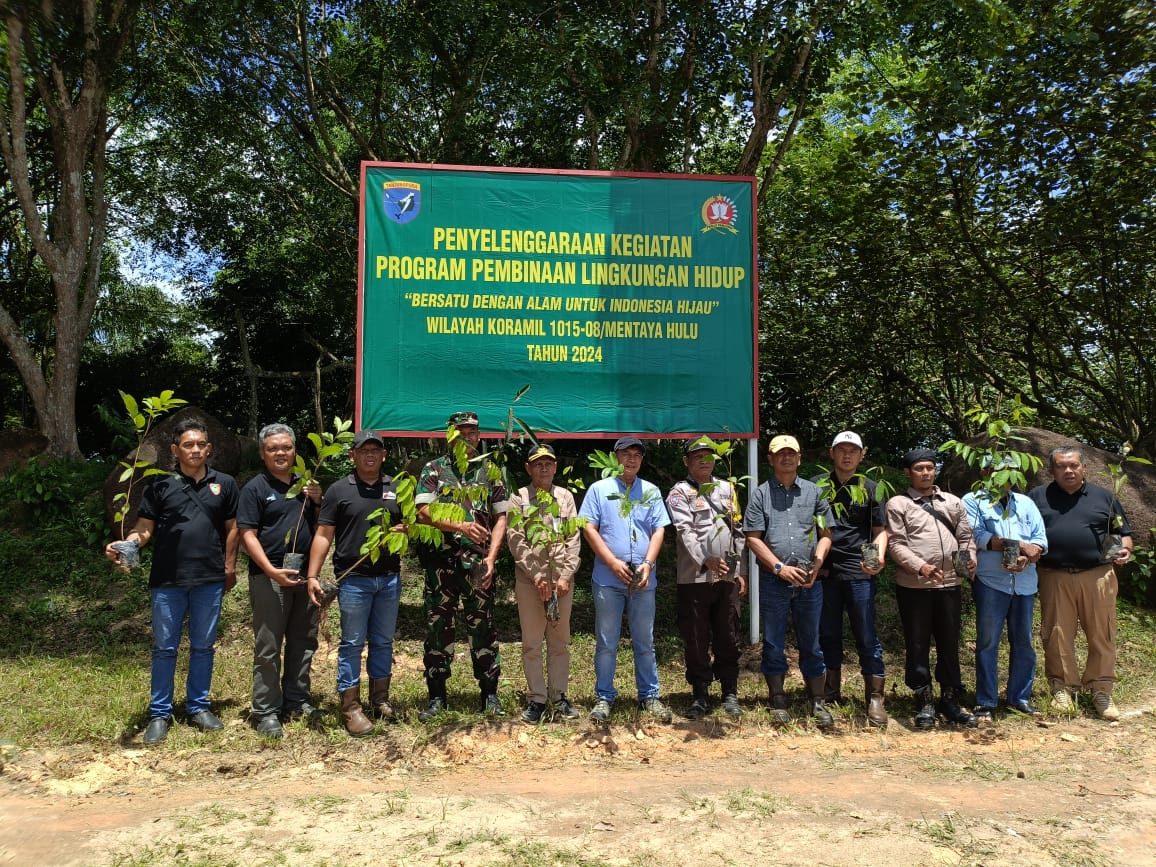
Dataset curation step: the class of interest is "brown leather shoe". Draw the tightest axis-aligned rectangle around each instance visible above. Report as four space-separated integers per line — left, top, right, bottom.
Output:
340 686 373 737
369 677 396 722
865 675 888 727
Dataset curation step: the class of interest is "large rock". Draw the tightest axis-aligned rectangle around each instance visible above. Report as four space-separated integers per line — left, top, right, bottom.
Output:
0 429 48 473
103 407 245 536
937 426 1156 546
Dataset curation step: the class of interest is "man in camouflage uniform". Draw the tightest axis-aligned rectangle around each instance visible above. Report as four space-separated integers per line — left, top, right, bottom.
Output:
415 411 511 719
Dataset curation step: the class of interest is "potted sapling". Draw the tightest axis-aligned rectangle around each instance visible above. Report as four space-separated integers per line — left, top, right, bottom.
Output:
280 417 353 577
688 436 748 583
109 389 187 570
1101 445 1150 561
588 448 662 591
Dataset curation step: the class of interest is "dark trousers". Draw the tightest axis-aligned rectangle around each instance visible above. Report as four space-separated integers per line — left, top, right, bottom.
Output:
894 584 964 692
676 581 741 693
819 576 885 678
249 573 318 716
422 558 500 690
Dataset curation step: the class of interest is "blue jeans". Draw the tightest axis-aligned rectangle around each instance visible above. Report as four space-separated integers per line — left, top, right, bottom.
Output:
820 577 885 677
973 580 1037 708
593 582 660 702
150 582 224 719
337 573 401 692
759 574 825 678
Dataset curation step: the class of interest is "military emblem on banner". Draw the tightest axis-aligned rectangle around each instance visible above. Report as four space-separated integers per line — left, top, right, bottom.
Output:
700 194 738 234
383 180 421 224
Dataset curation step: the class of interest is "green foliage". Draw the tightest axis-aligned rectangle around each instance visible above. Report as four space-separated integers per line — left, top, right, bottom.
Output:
110 389 186 538
814 465 896 532
1101 448 1152 533
939 398 1044 510
0 457 111 543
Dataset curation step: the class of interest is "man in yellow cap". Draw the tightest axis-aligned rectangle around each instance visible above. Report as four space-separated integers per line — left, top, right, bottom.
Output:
743 434 834 729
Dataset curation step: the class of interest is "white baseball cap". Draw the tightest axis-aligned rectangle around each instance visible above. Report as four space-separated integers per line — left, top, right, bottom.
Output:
831 431 864 449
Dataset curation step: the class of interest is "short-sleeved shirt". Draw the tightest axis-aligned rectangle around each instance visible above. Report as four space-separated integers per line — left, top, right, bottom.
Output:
666 477 746 585
578 475 671 589
742 475 831 576
810 472 886 577
415 453 511 560
962 490 1048 595
138 468 239 588
318 473 402 576
236 470 317 575
1028 481 1132 570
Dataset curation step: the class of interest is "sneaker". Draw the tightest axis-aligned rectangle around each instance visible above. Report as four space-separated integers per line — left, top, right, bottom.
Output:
1092 691 1120 721
482 693 507 718
589 698 612 722
419 696 447 722
722 694 743 718
685 697 709 720
190 709 224 732
642 697 672 723
254 714 283 738
1050 688 1074 713
143 716 170 745
552 695 581 720
974 706 996 724
521 701 546 724
283 702 322 725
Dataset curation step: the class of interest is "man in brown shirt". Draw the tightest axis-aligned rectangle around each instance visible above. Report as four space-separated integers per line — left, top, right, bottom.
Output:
885 448 978 729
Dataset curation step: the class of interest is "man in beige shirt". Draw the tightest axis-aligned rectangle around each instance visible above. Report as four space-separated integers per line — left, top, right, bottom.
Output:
886 447 978 730
507 444 583 723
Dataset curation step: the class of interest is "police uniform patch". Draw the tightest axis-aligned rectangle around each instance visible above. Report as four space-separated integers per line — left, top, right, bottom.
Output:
209 483 221 495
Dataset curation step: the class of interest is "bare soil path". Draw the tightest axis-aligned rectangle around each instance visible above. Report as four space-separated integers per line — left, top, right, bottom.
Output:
2 709 1154 866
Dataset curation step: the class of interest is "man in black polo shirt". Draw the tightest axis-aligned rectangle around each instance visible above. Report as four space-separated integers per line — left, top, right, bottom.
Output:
1029 445 1133 720
237 423 323 738
106 418 239 746
305 430 403 736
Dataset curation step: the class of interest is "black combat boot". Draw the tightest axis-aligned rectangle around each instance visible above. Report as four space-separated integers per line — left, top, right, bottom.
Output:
686 683 710 719
938 686 978 728
913 685 936 730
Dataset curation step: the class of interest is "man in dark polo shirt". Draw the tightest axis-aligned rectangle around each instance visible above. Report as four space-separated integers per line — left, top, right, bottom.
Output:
106 418 239 746
237 423 323 738
305 430 404 736
1029 445 1133 720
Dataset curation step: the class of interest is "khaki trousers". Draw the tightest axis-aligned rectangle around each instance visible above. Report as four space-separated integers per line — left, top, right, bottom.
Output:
1037 564 1117 693
514 575 573 704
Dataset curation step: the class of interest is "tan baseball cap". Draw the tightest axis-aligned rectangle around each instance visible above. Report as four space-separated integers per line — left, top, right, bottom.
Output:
768 434 801 454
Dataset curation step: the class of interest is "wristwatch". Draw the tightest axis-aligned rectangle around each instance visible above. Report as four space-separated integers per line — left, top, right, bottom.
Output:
773 562 783 575
642 559 655 569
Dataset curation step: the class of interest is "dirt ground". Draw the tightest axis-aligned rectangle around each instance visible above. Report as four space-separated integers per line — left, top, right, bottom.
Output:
2 700 1155 867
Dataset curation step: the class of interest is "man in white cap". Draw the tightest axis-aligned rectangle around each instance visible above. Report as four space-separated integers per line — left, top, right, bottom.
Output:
743 434 834 729
812 431 889 726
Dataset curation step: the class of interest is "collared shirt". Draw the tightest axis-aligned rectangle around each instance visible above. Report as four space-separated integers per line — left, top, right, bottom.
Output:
415 453 511 559
962 490 1048 595
742 475 831 573
578 475 671 588
237 469 316 575
506 484 581 584
319 473 401 576
1028 481 1132 570
667 476 747 585
139 468 239 588
810 472 886 575
885 485 974 589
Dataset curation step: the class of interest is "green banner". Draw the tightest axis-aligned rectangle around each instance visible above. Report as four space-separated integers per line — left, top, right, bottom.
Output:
358 164 757 437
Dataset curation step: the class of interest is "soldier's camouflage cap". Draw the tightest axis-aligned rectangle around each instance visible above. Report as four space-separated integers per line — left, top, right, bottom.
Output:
447 411 479 427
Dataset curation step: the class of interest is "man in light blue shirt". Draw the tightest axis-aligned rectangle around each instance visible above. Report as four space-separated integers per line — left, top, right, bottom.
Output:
579 436 672 724
962 458 1048 721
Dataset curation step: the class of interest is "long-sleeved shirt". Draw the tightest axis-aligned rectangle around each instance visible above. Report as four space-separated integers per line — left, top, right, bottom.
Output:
666 477 747 585
506 484 581 585
885 486 975 589
962 490 1048 596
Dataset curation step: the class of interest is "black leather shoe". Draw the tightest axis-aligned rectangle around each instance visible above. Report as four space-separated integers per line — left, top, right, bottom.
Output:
143 716 170 745
1008 700 1041 717
254 714 283 738
190 709 224 732
974 705 996 724
419 696 446 722
284 702 324 729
